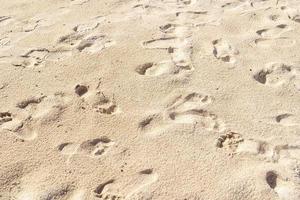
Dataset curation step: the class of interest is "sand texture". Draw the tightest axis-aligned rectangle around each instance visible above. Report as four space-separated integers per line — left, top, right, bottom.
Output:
0 0 300 199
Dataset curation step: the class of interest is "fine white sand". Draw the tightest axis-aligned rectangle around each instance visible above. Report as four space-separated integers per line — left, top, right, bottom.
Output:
0 0 300 199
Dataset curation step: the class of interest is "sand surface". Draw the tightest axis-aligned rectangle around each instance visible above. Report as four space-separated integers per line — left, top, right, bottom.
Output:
0 0 300 199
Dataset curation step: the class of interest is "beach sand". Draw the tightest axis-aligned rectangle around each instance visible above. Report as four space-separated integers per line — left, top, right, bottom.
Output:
0 0 300 199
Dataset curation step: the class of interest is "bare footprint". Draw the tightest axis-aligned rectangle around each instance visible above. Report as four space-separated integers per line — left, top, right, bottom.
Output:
212 39 239 63
73 21 99 33
17 183 77 200
0 16 12 26
165 92 213 111
170 92 220 130
256 24 291 38
12 48 50 68
138 113 167 136
71 0 90 5
2 94 67 141
142 37 177 49
159 23 177 33
254 37 296 47
16 96 45 109
76 34 115 53
265 170 300 200
140 92 224 135
253 62 299 88
39 184 75 200
58 32 84 47
281 6 300 24
175 11 207 19
91 92 119 115
274 113 299 126
0 112 36 141
135 61 179 76
0 112 12 125
169 109 225 132
94 170 158 199
215 131 244 150
58 137 114 159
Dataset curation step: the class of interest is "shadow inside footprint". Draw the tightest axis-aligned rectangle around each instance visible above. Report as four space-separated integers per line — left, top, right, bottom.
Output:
0 112 12 125
266 171 277 189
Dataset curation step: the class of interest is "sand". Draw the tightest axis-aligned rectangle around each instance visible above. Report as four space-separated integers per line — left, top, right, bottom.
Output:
0 0 300 199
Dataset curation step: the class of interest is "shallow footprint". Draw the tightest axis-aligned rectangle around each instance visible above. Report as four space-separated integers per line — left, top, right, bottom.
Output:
165 92 213 111
256 24 291 38
253 62 299 88
76 35 115 53
138 113 167 137
58 137 114 159
0 112 12 125
212 39 238 63
91 92 119 115
12 48 50 68
215 131 244 150
254 37 296 48
0 112 37 141
168 109 225 132
265 170 300 200
142 37 177 49
135 61 178 76
94 170 158 200
274 113 299 126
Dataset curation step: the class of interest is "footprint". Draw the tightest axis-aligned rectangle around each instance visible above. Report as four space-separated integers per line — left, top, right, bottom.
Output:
16 96 45 109
175 11 207 19
58 137 114 159
256 24 291 38
274 113 299 126
165 92 213 111
221 2 243 9
0 163 30 199
73 21 99 33
168 109 225 131
159 23 177 33
71 0 90 5
253 62 299 88
76 35 115 53
0 16 11 25
281 6 300 23
0 37 10 47
91 92 119 115
265 170 300 200
58 32 84 47
232 138 300 165
12 48 50 68
177 0 197 5
94 170 157 199
254 37 296 47
215 131 244 150
75 84 88 96
2 94 67 141
0 112 35 141
212 39 239 63
135 61 179 76
268 14 280 21
17 184 77 200
142 37 177 49
39 184 75 200
94 179 117 199
138 113 167 136
0 112 13 125
72 16 104 33
45 49 73 62
140 92 224 135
